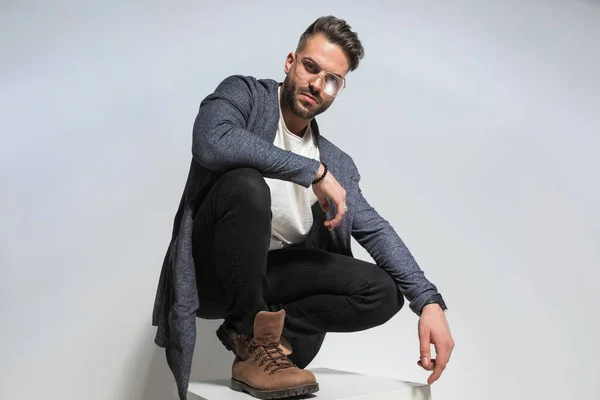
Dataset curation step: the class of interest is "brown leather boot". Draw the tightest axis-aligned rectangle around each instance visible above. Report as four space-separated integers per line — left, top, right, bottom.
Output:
217 320 293 358
230 310 319 399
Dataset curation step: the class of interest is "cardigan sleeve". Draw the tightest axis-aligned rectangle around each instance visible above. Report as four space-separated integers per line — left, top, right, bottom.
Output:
348 160 440 315
191 75 321 188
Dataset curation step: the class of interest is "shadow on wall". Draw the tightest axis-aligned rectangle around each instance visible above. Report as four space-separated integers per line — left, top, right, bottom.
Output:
140 318 232 400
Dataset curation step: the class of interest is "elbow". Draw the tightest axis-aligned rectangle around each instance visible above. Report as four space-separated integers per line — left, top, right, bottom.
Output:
191 119 220 167
192 136 221 170
191 117 229 169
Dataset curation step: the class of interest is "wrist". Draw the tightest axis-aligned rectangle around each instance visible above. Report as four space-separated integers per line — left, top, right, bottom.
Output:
314 164 325 180
312 163 328 185
422 303 443 313
419 293 447 316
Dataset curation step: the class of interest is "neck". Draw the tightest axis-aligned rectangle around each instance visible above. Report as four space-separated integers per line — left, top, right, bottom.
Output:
280 90 310 137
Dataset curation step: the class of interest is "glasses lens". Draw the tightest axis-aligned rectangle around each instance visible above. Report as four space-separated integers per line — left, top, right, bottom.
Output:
296 58 344 97
323 74 342 96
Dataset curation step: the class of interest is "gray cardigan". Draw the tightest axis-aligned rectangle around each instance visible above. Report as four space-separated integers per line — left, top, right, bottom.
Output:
152 75 440 399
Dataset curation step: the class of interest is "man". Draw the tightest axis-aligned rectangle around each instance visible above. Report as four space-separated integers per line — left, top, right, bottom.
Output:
152 15 454 400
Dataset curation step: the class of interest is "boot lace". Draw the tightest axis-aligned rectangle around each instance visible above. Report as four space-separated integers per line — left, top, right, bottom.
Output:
248 340 295 374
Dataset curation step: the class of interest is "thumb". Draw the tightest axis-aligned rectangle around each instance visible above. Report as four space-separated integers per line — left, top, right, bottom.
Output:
319 197 329 213
419 326 432 368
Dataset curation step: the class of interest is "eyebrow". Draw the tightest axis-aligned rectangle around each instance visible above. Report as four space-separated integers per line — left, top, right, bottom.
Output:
304 57 345 79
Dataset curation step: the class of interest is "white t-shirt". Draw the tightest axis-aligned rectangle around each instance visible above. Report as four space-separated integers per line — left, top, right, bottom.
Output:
264 88 320 250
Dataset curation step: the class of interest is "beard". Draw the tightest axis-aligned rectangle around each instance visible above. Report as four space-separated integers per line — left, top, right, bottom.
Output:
281 74 332 120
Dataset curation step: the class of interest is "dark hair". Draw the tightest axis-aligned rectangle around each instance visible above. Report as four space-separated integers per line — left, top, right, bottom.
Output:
296 16 365 72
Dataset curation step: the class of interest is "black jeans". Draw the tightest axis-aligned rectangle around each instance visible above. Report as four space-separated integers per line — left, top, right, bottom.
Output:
192 168 404 366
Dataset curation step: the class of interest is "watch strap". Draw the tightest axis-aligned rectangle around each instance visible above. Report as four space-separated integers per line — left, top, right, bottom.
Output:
420 293 447 315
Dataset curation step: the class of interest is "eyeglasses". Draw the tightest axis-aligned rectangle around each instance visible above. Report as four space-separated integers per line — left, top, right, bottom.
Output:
293 54 346 97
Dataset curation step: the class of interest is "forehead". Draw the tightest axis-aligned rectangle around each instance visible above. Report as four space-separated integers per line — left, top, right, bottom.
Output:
299 34 350 77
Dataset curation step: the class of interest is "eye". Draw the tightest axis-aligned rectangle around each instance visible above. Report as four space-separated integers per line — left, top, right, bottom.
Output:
303 61 320 73
324 75 339 89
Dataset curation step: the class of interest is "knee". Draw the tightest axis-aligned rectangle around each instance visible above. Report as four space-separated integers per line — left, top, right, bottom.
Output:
380 273 405 319
217 168 271 213
361 270 405 327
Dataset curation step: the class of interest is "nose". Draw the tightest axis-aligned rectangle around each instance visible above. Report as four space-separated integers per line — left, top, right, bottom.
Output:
309 73 324 93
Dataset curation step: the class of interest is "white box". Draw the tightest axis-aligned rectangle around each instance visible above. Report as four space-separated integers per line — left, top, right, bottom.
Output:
176 367 431 400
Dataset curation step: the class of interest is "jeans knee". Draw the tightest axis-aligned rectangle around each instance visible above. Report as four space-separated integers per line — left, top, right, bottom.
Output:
381 275 405 318
218 168 271 214
363 270 405 326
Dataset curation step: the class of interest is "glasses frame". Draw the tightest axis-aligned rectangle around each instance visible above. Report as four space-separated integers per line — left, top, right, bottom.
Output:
292 54 347 97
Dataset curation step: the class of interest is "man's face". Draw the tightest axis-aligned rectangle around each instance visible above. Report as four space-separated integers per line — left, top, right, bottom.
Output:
282 34 350 120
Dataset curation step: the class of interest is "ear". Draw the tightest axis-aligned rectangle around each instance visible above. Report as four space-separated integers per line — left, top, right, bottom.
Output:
284 52 295 74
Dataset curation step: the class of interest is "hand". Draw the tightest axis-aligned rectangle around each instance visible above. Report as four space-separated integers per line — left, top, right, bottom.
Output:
417 303 455 385
311 163 347 231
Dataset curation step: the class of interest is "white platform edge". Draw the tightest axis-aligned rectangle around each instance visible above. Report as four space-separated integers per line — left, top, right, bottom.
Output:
174 367 431 400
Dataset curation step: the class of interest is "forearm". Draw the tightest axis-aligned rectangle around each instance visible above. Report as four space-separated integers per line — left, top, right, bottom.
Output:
193 120 320 187
191 76 321 188
349 165 439 315
352 214 439 315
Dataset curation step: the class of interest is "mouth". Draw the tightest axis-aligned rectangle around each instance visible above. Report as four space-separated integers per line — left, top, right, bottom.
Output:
300 93 318 105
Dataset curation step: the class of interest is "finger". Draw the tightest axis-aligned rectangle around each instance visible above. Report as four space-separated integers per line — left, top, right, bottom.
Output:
327 214 341 230
418 326 432 370
336 196 347 217
428 344 451 384
323 199 343 230
329 202 346 230
417 358 436 371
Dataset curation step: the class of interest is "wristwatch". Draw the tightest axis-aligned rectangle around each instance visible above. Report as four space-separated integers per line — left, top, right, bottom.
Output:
420 293 447 315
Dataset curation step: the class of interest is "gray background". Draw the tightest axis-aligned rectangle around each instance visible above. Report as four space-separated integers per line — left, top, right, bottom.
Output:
1 0 599 399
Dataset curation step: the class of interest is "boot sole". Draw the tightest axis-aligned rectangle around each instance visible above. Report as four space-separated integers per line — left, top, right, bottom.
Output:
230 378 319 399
